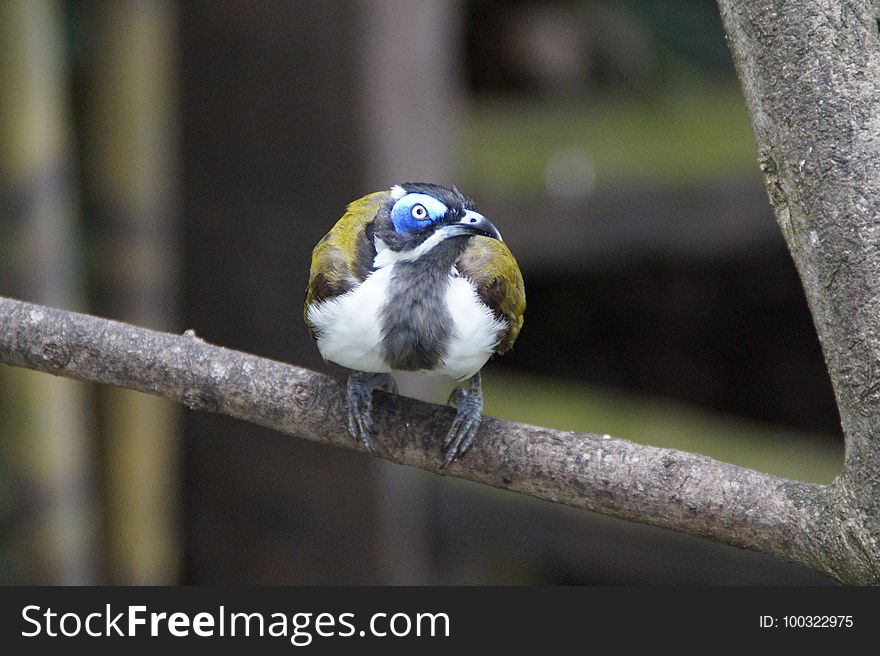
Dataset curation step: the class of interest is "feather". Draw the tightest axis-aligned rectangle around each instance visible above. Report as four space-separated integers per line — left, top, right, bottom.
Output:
456 236 526 354
304 191 389 333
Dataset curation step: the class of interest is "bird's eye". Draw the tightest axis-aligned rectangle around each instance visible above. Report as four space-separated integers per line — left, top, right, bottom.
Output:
411 204 428 220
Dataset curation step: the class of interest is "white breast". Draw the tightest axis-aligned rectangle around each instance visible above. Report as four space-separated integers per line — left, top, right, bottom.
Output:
307 265 506 380
307 266 394 373
436 276 507 381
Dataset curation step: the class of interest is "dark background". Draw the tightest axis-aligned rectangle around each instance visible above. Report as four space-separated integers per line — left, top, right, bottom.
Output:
1 0 839 584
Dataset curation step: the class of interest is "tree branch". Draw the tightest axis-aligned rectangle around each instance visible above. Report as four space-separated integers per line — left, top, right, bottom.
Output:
718 0 880 582
0 294 840 578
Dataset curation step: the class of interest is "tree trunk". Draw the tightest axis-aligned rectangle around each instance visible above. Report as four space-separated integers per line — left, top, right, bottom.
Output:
718 0 880 582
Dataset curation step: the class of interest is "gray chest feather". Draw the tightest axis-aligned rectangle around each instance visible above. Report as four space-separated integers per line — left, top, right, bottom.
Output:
379 259 452 371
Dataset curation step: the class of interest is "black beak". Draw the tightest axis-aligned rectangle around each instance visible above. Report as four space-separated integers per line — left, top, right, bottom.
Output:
445 210 503 241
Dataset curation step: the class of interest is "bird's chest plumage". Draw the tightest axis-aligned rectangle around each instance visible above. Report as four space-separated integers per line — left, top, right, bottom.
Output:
307 261 505 381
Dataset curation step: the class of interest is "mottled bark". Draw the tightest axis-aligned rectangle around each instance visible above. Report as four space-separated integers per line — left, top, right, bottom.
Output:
718 0 880 582
0 295 842 579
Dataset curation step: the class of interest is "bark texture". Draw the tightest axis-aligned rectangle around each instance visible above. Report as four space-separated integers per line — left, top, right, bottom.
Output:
0 295 843 579
719 0 880 582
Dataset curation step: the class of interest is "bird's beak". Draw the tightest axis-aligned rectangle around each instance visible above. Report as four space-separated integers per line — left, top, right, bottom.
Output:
445 210 503 241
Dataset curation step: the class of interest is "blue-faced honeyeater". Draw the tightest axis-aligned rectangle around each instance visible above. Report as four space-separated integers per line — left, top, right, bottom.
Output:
304 183 525 467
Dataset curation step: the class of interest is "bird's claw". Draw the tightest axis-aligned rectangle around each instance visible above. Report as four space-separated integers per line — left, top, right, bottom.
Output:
347 370 483 467
347 374 376 453
346 372 397 454
442 374 483 469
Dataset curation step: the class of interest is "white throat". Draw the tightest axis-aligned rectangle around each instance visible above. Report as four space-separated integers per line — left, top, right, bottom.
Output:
373 230 451 268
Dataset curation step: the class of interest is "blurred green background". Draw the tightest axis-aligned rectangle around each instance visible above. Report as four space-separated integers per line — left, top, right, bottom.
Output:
0 0 840 585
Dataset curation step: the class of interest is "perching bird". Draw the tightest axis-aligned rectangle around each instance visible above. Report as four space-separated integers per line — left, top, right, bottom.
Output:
304 183 525 467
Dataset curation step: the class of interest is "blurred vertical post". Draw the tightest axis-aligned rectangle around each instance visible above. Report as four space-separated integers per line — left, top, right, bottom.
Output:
357 0 463 584
77 0 180 584
180 0 385 584
0 0 97 583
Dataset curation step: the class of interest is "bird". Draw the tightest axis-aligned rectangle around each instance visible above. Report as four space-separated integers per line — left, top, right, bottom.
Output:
304 183 525 467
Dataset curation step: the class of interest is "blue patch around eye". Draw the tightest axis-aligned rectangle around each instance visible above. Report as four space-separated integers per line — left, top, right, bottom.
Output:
390 193 449 233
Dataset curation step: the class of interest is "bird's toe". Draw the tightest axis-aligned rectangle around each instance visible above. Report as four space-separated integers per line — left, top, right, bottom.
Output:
347 372 378 453
442 390 483 468
348 408 375 453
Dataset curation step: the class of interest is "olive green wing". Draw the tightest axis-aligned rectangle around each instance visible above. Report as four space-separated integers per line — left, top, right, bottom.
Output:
304 191 389 330
457 236 526 354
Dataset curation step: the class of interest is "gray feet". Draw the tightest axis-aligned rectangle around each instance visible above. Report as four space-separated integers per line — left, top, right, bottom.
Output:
443 372 483 468
347 371 397 453
348 370 483 467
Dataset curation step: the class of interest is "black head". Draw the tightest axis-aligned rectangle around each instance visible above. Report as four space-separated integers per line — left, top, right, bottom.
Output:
372 182 502 254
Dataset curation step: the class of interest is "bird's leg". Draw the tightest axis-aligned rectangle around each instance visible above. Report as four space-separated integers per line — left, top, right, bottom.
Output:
377 374 398 395
347 371 396 454
442 372 483 468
